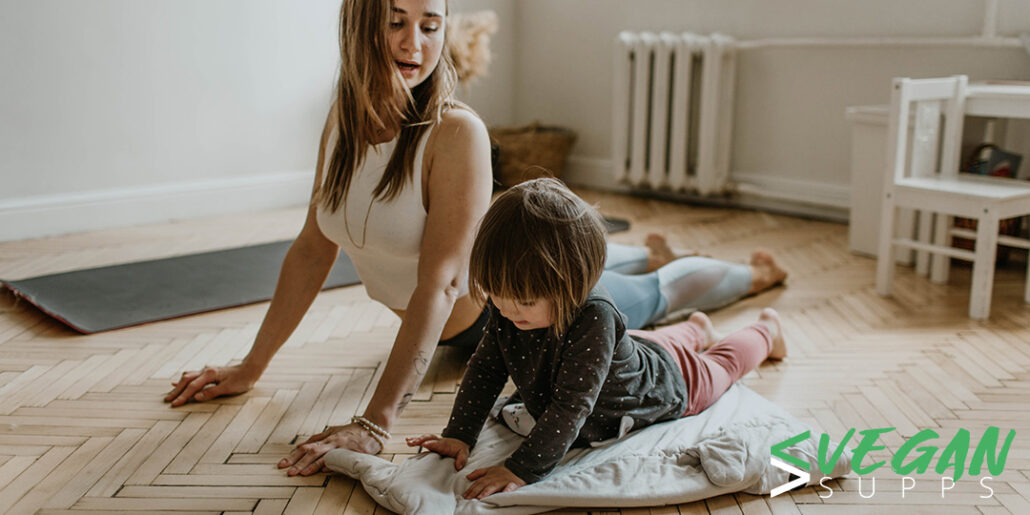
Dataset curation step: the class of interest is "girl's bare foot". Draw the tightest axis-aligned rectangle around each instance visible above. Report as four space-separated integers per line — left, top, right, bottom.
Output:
747 250 788 295
687 311 724 350
645 233 702 271
757 308 787 360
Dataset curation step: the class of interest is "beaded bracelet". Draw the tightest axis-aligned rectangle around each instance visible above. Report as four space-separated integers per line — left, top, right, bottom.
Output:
352 416 390 451
352 415 391 439
360 426 386 452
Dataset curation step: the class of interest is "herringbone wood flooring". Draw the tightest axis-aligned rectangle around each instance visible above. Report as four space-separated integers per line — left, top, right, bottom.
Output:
1 190 1028 514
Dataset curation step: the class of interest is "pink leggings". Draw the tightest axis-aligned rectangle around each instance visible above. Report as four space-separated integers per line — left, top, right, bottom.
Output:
629 321 772 416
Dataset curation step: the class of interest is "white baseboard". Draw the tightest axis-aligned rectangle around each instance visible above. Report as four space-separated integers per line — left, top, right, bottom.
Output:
0 171 314 242
730 172 851 208
563 155 851 222
2 158 853 241
563 156 633 193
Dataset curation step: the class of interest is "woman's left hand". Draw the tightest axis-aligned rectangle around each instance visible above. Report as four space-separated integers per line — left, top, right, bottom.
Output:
278 423 381 476
462 465 525 499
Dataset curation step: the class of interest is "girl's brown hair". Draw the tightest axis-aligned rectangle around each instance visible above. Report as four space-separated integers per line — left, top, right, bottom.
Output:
316 0 459 211
469 178 608 335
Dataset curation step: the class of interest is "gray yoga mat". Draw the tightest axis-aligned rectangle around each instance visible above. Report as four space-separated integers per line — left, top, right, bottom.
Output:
1 241 361 334
604 217 630 233
1 219 629 335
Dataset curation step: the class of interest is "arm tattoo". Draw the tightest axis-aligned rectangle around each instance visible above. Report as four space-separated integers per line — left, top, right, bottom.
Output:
414 350 430 377
399 351 430 412
397 393 414 411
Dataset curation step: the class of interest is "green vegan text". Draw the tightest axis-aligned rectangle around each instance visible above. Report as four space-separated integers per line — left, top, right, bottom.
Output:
771 426 1016 481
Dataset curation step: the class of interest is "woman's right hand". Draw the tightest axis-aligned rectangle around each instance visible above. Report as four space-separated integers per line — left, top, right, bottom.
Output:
406 434 470 470
164 364 259 406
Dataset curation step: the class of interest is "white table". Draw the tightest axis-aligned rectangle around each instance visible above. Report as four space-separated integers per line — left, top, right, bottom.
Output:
966 82 1030 119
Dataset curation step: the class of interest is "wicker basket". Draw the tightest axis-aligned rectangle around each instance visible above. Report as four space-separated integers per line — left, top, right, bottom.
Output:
489 123 577 188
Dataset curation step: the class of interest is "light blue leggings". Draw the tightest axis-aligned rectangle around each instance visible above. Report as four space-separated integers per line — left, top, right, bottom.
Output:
600 243 752 330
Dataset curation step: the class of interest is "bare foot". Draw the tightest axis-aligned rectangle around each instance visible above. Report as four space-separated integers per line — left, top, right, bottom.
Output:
747 250 788 295
757 308 787 360
645 233 701 271
687 311 724 350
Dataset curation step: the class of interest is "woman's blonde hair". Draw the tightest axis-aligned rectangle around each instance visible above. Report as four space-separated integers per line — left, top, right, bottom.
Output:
317 0 459 211
469 178 608 335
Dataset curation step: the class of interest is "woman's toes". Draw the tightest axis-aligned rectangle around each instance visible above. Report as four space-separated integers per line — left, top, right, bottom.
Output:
748 250 788 294
646 233 703 271
645 233 677 271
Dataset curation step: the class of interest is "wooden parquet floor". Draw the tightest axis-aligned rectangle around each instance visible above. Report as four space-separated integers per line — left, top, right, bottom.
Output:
1 190 1029 514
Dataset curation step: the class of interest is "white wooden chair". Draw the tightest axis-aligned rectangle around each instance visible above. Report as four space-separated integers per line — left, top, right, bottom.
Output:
875 75 1030 319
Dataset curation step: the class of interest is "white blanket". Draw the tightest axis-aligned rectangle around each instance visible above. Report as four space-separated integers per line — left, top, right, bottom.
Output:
325 385 851 514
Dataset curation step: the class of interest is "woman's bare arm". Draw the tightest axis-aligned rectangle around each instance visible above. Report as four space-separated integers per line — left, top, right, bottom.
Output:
280 108 493 475
364 110 493 424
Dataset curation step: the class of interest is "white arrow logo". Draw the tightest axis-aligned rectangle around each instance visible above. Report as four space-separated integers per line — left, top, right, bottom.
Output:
770 457 811 497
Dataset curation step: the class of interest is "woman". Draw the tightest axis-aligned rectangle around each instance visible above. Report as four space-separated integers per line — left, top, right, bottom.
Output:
164 0 787 477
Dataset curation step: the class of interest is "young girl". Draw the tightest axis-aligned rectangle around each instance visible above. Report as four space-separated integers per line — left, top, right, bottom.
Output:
406 178 786 499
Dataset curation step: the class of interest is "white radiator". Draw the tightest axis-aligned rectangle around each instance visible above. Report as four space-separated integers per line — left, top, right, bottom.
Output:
612 32 737 195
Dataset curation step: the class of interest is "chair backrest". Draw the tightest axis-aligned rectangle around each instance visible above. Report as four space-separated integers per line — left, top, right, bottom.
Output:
884 76 968 191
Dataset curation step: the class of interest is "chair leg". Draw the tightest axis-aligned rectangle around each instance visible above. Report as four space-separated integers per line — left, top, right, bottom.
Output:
930 213 952 284
896 208 916 265
876 199 899 297
1025 248 1030 304
915 209 932 277
969 210 1000 320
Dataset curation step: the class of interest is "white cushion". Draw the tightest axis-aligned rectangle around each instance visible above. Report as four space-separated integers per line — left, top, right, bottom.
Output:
324 385 852 514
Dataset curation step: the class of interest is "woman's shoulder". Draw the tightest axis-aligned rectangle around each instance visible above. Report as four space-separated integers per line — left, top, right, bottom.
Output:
432 105 488 145
423 105 492 183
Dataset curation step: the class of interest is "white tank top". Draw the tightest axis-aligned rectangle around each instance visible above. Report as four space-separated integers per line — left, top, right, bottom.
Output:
316 126 434 310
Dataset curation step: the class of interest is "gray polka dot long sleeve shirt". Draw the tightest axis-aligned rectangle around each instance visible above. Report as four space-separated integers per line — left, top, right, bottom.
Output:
441 287 688 484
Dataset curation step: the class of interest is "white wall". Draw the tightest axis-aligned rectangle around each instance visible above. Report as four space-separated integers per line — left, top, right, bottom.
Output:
453 0 517 127
0 0 515 241
1 0 341 197
510 0 1030 214
999 0 1030 36
4 0 1030 241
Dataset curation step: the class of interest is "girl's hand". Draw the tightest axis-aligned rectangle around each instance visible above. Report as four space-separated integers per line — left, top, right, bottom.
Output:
406 434 470 470
164 364 258 407
462 466 525 499
279 423 382 476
